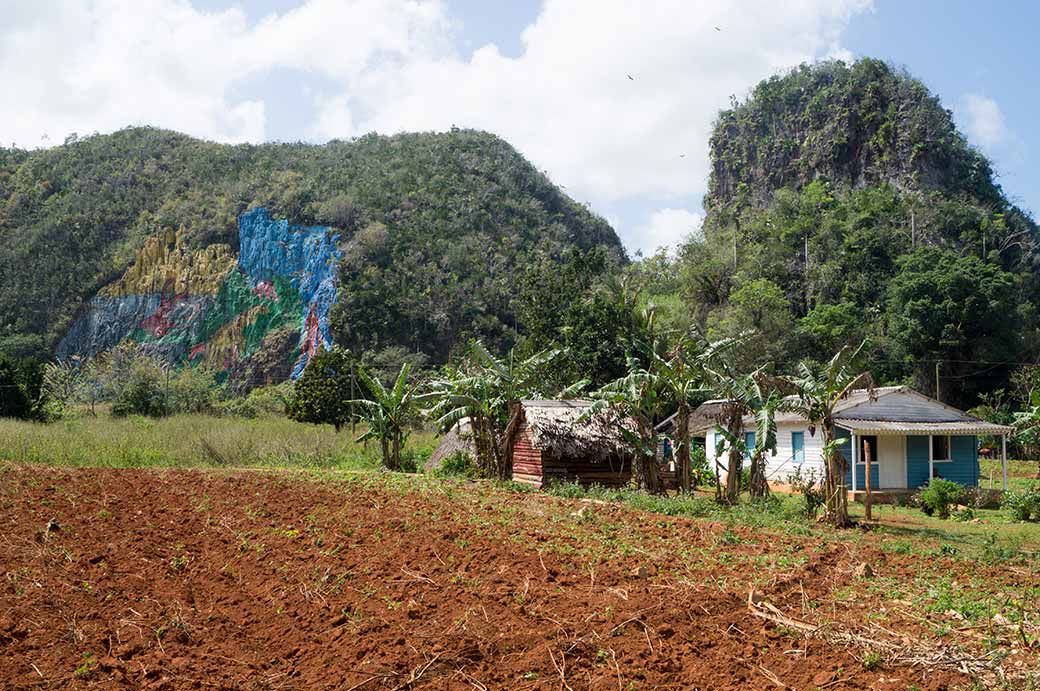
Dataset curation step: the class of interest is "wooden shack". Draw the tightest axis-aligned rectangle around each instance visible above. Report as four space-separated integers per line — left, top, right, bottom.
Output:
506 400 635 489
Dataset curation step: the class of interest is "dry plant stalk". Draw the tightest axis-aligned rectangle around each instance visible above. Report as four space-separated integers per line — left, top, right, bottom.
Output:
746 588 1005 680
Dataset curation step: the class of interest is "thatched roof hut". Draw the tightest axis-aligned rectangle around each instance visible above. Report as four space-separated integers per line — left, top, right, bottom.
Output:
506 400 636 488
425 419 476 473
656 399 736 437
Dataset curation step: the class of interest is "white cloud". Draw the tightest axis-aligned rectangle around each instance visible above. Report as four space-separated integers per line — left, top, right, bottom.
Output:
338 0 872 208
632 208 704 256
0 0 872 252
0 0 453 146
959 93 1008 152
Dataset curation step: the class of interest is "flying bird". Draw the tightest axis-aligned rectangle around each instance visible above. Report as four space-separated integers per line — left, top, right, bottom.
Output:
627 74 634 80
679 154 686 158
714 26 722 31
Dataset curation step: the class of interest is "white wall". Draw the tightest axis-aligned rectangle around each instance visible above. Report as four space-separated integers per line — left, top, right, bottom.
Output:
704 422 825 483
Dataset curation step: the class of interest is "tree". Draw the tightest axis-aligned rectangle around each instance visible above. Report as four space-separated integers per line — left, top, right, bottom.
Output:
708 278 790 372
516 258 638 390
1013 391 1040 479
0 354 46 420
349 362 424 471
886 247 1019 407
42 358 86 416
588 355 668 494
651 334 736 492
427 342 572 480
781 344 874 527
708 369 784 502
287 347 357 431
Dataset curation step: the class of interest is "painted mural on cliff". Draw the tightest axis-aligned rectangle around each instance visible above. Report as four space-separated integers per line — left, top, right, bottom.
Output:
57 209 342 380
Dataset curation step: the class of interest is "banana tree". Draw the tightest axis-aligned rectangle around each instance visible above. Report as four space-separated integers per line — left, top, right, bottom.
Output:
348 362 424 471
708 369 784 502
781 343 874 527
1013 390 1040 479
426 341 578 480
651 334 739 493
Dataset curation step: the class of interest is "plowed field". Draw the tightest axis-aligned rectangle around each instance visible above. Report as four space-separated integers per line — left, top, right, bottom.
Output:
0 466 1034 689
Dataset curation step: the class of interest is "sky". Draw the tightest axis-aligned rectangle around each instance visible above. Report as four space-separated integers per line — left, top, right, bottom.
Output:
1 0 1036 256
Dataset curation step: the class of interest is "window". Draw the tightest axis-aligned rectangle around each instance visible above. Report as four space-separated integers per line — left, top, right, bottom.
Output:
931 435 951 462
855 435 877 466
791 431 804 464
743 431 756 460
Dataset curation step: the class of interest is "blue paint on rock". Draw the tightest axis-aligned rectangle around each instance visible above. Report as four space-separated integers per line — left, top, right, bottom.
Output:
58 208 342 380
237 208 342 377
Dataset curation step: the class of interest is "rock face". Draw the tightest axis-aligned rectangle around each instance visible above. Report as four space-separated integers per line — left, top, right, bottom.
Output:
57 208 342 382
237 208 341 378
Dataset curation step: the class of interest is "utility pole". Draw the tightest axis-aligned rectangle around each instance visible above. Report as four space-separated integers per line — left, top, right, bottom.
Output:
935 360 941 402
804 234 810 311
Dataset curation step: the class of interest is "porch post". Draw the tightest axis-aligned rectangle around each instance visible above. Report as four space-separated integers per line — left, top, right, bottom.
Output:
850 432 857 493
928 434 934 484
1001 434 1008 491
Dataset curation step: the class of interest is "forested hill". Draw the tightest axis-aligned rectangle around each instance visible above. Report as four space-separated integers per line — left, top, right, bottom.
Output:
684 58 1040 409
0 127 623 375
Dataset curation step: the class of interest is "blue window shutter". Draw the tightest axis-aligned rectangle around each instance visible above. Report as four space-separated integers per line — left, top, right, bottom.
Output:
792 432 804 463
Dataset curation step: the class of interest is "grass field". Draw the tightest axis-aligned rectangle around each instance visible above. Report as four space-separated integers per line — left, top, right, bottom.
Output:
0 412 437 471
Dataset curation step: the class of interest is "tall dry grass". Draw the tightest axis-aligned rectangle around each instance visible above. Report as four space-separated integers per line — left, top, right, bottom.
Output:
0 413 437 470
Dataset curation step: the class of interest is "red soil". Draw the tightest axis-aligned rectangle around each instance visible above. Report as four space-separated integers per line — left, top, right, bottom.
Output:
0 467 989 690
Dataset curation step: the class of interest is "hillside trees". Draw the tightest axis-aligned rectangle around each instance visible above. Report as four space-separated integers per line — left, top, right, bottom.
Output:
673 58 1040 409
885 248 1021 406
0 127 624 365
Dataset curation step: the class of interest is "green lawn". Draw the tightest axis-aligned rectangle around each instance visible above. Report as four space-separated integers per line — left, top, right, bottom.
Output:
980 456 1038 492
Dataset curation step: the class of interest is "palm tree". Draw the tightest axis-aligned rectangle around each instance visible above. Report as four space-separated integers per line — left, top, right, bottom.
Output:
781 344 874 527
427 342 575 480
349 362 424 471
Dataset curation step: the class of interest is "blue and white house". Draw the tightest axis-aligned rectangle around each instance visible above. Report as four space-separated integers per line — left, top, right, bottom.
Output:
684 386 1013 494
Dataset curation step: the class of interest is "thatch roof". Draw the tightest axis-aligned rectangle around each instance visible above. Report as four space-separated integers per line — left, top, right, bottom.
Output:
425 419 476 472
516 400 634 460
656 399 738 436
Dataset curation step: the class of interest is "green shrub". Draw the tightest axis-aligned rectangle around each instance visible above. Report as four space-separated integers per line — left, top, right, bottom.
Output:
168 366 221 414
1003 483 1040 522
217 383 292 418
434 451 479 479
690 446 715 487
397 447 429 474
917 478 965 519
0 354 48 421
111 360 168 418
786 466 825 519
544 480 588 499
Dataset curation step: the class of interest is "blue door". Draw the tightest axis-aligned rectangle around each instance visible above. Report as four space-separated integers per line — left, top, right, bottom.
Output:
744 431 756 459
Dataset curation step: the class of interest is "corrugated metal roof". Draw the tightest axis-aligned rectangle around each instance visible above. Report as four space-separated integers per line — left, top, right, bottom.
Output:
667 387 1011 436
832 419 1013 435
